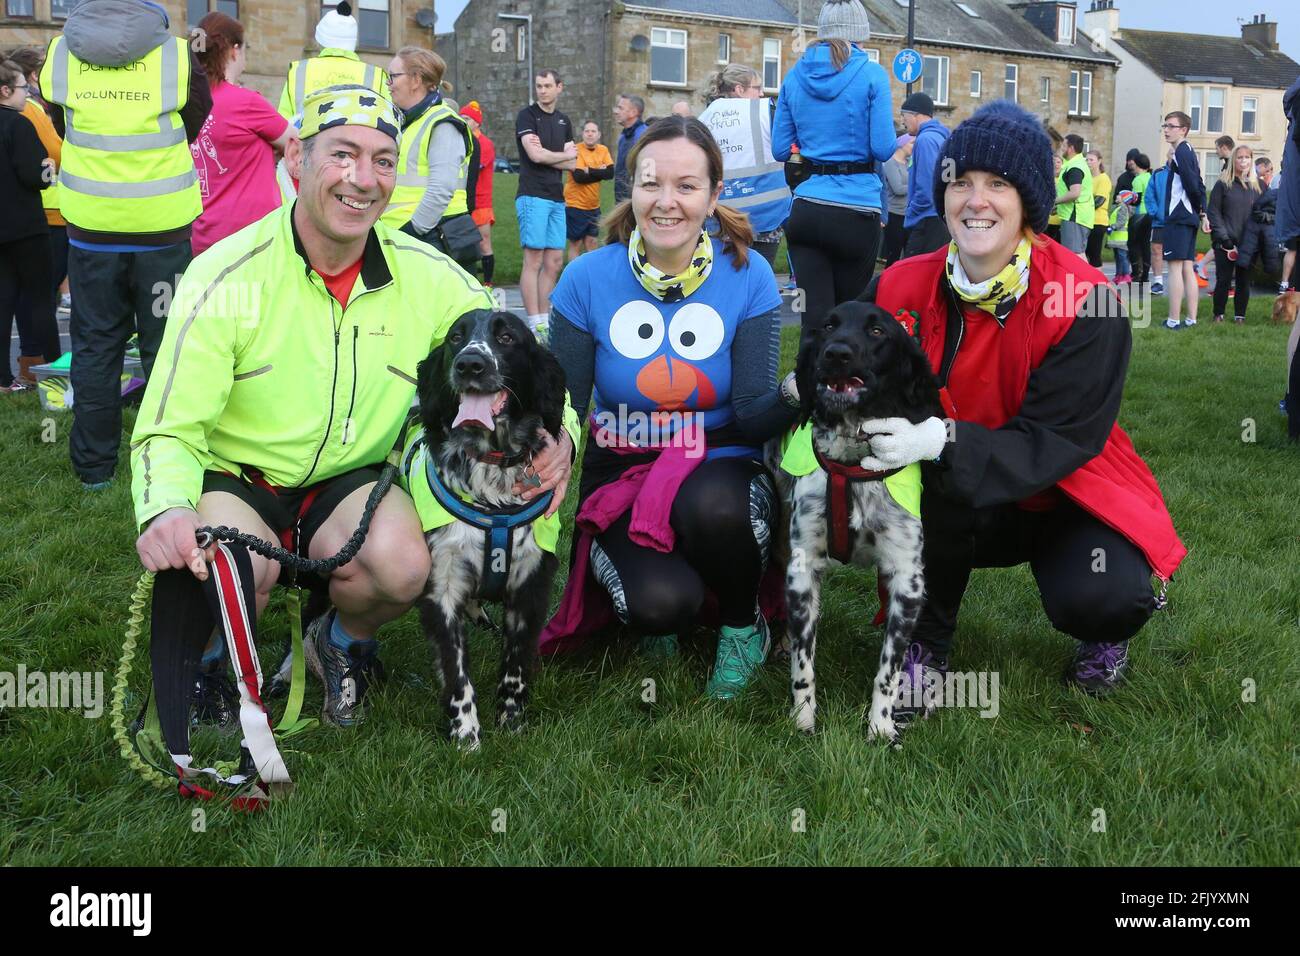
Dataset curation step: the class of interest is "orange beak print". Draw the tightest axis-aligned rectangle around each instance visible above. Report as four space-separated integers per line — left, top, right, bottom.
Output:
636 354 717 411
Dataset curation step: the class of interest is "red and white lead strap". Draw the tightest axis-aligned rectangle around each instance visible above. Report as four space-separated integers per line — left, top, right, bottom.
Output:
169 541 293 803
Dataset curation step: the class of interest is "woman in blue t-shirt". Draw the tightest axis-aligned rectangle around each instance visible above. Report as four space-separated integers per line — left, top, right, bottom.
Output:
540 116 800 699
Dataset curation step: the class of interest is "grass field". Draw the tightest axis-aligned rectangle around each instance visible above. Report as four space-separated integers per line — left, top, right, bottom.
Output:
1 286 1297 866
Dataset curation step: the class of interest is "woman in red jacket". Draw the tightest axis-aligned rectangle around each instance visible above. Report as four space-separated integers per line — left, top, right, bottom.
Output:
857 101 1185 722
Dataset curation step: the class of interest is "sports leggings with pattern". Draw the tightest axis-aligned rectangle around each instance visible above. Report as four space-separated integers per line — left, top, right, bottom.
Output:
589 457 777 634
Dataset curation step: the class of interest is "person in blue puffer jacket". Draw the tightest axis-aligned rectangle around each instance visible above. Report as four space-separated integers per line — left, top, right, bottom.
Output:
772 0 894 340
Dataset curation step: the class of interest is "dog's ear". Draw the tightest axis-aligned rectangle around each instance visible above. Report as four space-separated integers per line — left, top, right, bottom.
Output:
525 330 568 438
896 332 942 422
794 327 819 425
416 342 458 435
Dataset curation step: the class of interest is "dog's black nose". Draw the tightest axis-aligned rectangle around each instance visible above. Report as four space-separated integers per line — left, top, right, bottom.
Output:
822 341 853 367
454 352 487 377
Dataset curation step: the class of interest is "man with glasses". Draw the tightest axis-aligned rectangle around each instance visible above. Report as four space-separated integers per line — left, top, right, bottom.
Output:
1159 112 1211 330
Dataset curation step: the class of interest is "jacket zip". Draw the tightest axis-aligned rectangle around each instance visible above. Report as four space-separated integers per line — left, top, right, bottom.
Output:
342 325 359 445
299 299 341 487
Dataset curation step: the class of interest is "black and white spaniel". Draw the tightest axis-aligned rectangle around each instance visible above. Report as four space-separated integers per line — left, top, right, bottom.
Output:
774 300 942 744
410 309 567 749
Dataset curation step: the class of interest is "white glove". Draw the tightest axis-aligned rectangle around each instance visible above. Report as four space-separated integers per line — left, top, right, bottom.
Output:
859 416 947 471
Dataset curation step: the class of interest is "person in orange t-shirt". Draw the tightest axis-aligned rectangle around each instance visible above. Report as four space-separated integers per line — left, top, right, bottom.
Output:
564 120 613 260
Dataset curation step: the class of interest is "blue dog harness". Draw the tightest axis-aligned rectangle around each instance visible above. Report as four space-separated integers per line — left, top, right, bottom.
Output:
420 443 554 601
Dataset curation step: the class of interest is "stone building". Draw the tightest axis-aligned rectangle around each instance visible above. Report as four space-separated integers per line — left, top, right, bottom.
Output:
446 0 1119 164
1 0 441 103
1084 1 1300 184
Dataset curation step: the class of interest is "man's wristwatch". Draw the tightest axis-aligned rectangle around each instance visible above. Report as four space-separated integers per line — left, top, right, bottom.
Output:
779 371 800 409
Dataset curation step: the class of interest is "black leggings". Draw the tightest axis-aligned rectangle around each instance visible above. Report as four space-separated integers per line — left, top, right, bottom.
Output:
1212 245 1251 318
1086 223 1107 268
1128 215 1153 281
785 198 882 332
0 234 58 385
881 213 907 267
590 457 777 634
912 489 1158 657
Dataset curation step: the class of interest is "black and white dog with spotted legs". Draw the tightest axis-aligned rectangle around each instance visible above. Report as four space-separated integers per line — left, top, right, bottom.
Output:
775 299 942 744
408 309 567 749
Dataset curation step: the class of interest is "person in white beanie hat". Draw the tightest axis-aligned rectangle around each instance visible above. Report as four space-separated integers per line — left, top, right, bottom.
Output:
277 2 389 122
316 0 359 50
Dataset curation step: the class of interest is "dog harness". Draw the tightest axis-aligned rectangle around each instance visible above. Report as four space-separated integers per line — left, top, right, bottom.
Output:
399 426 558 601
779 423 922 563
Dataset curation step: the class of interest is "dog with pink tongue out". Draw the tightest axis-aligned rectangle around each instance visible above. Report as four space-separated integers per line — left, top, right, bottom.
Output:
399 309 569 748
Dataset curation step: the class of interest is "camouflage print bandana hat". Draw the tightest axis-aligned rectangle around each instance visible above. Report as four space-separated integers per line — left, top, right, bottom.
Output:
300 84 402 145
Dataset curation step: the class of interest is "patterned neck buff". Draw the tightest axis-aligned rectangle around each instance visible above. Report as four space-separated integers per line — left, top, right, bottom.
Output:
627 227 714 303
945 237 1032 322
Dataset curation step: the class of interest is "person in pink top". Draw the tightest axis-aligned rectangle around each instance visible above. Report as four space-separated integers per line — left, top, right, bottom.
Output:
190 12 295 256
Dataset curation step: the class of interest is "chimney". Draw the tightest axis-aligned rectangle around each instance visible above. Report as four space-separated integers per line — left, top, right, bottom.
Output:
1083 0 1120 47
1241 13 1278 51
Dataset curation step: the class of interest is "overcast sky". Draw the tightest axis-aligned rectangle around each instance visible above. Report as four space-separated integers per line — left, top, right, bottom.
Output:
430 1 1300 61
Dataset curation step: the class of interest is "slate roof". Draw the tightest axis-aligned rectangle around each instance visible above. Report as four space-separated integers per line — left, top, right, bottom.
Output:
1113 28 1300 90
628 0 1119 63
623 0 799 26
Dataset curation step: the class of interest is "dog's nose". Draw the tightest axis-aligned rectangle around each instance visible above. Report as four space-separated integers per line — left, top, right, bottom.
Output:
822 341 853 367
454 352 487 377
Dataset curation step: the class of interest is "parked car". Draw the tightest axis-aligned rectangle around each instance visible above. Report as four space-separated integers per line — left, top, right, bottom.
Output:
494 156 519 174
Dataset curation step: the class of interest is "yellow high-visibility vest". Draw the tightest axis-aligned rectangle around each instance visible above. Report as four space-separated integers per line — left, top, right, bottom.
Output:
278 50 388 122
381 101 472 228
41 35 200 234
1055 152 1095 229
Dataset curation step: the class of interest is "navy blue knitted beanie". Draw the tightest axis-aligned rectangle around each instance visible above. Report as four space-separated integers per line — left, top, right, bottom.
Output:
933 100 1056 232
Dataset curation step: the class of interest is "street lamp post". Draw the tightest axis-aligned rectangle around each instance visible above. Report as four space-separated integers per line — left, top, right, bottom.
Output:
498 13 533 106
906 0 916 96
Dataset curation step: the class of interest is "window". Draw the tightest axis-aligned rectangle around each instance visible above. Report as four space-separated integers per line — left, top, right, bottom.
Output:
954 2 980 16
1188 86 1203 132
651 27 688 85
1068 70 1091 115
763 38 781 92
970 70 981 98
1207 87 1224 133
51 0 82 18
717 33 730 65
5 0 34 15
865 48 880 63
321 1 387 50
1057 7 1075 44
1202 150 1218 187
1004 63 1018 102
1040 76 1050 105
190 0 237 25
921 55 949 106
1242 95 1258 135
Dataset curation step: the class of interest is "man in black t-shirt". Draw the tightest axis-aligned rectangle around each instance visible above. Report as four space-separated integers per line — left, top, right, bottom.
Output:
515 68 575 336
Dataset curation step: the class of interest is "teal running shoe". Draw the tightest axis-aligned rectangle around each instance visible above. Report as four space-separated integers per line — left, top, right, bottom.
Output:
705 617 770 700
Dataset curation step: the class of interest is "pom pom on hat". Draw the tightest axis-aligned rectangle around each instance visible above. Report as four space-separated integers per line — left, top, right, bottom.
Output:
934 99 1056 233
316 2 359 52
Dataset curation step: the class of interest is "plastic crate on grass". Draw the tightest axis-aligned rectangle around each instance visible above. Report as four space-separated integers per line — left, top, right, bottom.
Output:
31 351 145 413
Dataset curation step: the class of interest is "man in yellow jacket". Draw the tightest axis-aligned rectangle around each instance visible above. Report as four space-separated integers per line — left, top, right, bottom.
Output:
131 86 576 734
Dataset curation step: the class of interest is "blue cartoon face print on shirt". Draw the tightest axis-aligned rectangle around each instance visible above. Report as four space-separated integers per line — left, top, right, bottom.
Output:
550 237 781 440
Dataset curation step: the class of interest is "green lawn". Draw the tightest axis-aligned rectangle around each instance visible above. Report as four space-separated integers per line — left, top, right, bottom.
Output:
0 295 1296 865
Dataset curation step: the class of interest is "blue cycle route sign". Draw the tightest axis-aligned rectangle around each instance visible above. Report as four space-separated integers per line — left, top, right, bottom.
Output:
893 48 923 85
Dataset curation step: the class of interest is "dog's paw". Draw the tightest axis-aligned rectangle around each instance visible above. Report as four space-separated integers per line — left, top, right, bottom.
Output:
497 706 526 734
449 723 482 752
866 710 900 747
791 698 817 735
